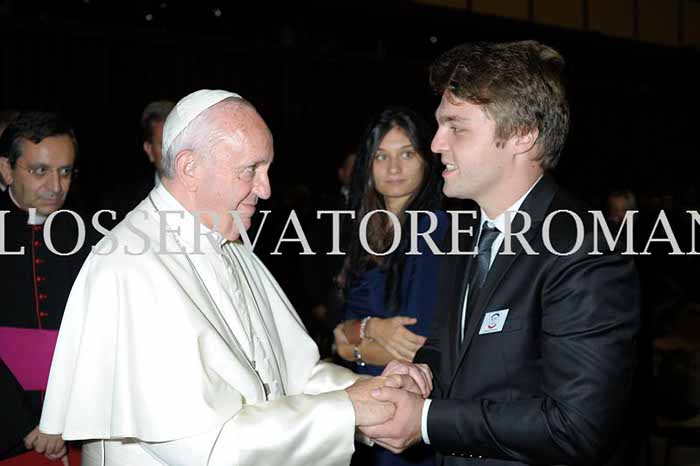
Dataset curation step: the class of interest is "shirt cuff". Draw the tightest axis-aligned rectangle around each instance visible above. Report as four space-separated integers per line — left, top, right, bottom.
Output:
421 398 432 444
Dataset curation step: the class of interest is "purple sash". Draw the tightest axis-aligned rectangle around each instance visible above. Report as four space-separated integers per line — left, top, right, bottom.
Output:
0 326 59 390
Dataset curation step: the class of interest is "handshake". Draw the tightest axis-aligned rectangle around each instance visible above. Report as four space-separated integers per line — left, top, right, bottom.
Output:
344 360 430 454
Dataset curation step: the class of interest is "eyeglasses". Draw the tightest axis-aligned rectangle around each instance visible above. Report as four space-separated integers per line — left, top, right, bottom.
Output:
14 163 78 180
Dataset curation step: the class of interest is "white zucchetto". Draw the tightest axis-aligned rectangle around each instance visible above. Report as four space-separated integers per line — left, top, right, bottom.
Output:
162 89 242 157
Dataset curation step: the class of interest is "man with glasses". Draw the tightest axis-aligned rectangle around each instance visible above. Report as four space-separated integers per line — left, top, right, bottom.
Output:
0 111 87 463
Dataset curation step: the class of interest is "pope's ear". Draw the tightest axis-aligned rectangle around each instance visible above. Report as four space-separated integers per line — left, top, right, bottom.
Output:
174 150 199 191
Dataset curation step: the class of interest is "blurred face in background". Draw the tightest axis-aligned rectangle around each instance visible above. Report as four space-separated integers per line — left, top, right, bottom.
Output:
144 120 165 170
338 152 356 188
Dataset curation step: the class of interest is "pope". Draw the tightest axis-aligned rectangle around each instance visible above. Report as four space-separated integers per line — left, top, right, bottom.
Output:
39 90 432 466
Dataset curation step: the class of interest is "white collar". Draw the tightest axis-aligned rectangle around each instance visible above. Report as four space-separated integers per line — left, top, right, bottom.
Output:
149 183 227 254
9 187 47 225
479 175 543 233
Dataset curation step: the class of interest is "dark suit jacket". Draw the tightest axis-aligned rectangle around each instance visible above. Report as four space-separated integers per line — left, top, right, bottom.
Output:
415 175 640 466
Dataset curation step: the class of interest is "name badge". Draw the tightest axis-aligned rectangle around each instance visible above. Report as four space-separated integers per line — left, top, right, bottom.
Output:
478 309 509 335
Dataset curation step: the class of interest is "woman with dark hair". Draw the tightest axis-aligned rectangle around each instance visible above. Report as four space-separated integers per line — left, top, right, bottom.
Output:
334 107 448 466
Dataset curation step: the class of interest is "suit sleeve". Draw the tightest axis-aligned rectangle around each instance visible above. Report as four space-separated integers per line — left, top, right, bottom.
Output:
427 232 640 465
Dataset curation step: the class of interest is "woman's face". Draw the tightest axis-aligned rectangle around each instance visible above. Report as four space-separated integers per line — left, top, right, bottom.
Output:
371 126 425 213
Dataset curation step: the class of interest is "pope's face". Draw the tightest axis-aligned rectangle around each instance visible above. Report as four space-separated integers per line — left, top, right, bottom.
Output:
193 110 273 241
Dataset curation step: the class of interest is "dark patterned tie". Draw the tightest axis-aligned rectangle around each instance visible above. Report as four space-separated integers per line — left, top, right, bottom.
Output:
461 223 500 342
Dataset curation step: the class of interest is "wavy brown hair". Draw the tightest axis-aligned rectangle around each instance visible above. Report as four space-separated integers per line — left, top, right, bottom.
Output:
430 40 569 170
343 107 443 314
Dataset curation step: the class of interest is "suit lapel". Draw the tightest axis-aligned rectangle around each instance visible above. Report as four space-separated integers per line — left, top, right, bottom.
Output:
448 176 558 389
451 218 540 379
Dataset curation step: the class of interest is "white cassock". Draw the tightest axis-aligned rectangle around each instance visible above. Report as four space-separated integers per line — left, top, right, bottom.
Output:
40 183 361 466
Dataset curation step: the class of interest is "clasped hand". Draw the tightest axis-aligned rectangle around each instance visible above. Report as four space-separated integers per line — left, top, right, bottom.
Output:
353 360 431 454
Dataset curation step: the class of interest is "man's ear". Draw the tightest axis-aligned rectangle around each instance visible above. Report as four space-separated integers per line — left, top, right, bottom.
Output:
174 150 199 192
143 141 155 164
513 127 539 158
0 157 14 185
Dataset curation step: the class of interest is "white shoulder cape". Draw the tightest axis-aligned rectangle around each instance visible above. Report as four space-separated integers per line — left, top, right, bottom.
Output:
40 194 357 444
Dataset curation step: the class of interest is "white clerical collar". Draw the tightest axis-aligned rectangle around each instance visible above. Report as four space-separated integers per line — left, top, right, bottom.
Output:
8 187 47 225
480 175 543 233
149 183 227 254
154 171 161 187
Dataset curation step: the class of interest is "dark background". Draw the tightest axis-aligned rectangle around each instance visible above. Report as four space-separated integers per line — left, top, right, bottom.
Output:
1 0 698 212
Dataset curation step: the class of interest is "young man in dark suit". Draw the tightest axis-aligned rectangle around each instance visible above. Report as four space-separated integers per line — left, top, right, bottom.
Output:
361 41 640 466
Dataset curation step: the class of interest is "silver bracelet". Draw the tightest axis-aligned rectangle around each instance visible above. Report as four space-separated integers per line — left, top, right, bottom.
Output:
353 345 366 367
360 316 372 341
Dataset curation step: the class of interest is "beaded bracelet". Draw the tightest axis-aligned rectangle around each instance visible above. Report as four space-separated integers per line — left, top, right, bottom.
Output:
360 316 372 341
